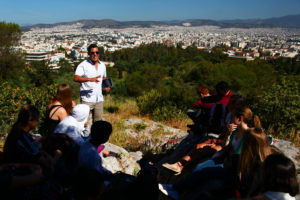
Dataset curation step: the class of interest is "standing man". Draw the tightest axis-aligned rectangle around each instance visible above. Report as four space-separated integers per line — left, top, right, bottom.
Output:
74 44 110 123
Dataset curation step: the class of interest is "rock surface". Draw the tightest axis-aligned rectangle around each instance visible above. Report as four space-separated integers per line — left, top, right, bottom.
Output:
273 139 300 169
124 118 188 152
101 118 189 175
101 142 142 175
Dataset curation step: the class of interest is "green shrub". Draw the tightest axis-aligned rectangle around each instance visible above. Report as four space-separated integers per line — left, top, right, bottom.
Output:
136 89 186 121
110 79 128 97
152 105 185 121
251 76 299 138
0 82 57 136
137 89 164 115
134 123 147 132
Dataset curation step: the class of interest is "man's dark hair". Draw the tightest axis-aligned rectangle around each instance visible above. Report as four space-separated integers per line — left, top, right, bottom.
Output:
215 81 229 93
90 120 112 145
87 44 98 53
260 153 299 196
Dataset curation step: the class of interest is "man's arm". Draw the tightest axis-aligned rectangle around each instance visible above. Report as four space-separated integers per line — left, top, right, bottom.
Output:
73 75 101 83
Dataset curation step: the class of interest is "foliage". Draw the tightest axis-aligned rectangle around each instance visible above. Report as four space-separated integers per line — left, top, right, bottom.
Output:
110 79 129 97
0 21 22 55
137 89 187 121
268 57 300 75
134 123 147 132
251 76 300 137
137 89 164 115
55 58 80 101
0 82 57 135
24 61 55 87
0 21 24 80
152 105 185 121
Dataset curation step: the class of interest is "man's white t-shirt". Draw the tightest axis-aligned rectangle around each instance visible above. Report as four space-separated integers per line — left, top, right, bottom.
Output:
75 59 107 102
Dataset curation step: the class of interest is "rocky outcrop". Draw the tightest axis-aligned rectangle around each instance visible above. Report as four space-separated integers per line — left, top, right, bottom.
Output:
273 139 300 169
101 143 142 175
124 118 188 152
100 118 300 178
101 118 188 175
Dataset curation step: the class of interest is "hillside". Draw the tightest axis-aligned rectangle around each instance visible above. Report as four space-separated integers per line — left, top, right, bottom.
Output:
21 14 300 31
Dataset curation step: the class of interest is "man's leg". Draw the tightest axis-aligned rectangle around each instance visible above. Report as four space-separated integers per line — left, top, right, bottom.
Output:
82 101 95 127
94 101 104 122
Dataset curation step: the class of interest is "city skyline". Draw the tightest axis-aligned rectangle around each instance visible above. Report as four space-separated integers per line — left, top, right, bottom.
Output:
1 0 300 25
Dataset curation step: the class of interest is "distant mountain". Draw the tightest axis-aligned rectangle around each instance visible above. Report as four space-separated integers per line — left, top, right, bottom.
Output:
222 14 300 28
21 19 168 31
21 14 300 31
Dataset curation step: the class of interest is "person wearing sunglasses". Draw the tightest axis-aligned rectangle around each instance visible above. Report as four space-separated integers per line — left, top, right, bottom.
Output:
74 44 110 124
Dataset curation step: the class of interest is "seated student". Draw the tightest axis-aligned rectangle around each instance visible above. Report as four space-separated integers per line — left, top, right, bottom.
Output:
4 105 54 171
162 95 246 174
189 81 233 135
200 81 233 107
77 121 113 180
243 153 299 200
54 104 90 145
44 83 74 136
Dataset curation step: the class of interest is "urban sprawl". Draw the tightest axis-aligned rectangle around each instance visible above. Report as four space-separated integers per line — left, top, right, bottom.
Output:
21 23 300 67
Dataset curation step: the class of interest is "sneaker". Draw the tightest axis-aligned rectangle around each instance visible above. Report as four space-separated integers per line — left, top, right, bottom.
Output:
158 184 179 200
162 163 181 174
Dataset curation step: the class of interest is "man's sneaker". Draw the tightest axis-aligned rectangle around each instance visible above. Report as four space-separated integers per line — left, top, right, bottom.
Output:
158 184 179 200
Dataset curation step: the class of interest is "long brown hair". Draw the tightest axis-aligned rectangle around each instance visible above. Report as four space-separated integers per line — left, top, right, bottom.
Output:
47 84 72 114
238 127 272 181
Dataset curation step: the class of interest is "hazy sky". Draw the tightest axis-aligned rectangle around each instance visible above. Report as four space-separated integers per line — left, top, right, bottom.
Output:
1 0 300 25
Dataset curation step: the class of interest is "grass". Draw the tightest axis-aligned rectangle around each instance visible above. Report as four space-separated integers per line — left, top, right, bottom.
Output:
134 123 147 132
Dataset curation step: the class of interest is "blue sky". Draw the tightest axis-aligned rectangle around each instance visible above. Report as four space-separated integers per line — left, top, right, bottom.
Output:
1 0 300 25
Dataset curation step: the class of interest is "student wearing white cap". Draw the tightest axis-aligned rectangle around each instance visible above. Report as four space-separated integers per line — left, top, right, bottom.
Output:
54 104 90 145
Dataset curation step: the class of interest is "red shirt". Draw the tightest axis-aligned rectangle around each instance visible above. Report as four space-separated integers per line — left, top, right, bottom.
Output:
193 90 233 109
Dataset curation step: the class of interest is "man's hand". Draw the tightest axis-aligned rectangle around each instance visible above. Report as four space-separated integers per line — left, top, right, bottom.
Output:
89 75 101 82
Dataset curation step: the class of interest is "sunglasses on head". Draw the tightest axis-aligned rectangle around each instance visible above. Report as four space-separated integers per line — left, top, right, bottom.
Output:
90 51 100 55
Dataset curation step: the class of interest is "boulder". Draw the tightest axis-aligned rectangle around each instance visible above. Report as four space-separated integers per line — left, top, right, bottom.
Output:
101 142 142 175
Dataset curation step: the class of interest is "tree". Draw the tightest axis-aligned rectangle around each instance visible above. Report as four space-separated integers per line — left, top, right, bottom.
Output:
0 21 23 80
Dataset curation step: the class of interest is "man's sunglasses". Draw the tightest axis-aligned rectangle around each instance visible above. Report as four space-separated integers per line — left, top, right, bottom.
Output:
90 51 100 55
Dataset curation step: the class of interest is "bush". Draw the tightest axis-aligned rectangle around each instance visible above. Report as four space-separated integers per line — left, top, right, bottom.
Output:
110 79 128 97
251 76 299 138
137 89 163 115
0 82 57 136
152 105 185 121
137 89 186 121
